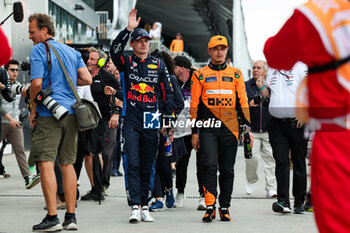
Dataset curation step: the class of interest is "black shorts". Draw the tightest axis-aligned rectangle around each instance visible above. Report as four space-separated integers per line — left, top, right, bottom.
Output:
87 118 108 154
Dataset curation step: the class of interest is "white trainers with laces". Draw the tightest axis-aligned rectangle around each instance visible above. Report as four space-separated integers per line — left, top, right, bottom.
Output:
174 192 185 208
129 205 141 223
246 183 255 195
141 206 154 222
197 197 206 210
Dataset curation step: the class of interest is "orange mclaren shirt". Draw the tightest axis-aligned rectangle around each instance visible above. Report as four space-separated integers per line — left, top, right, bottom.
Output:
170 39 184 53
190 63 250 138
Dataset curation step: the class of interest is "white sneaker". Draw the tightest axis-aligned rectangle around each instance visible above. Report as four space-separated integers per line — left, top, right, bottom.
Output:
103 186 109 196
141 206 154 222
174 192 185 208
197 197 206 210
129 205 141 223
267 190 277 198
246 183 255 195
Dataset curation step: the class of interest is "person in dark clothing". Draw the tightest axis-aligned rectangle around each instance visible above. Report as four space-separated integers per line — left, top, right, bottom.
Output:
172 56 206 210
149 50 184 211
244 60 277 198
109 9 174 223
80 47 120 202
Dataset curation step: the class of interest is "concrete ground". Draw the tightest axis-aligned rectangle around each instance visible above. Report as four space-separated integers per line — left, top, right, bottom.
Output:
0 146 318 233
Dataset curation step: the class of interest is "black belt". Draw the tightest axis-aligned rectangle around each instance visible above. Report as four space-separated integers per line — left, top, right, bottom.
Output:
272 117 296 122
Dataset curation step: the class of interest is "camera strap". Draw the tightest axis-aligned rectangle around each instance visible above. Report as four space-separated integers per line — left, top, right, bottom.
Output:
45 43 82 106
43 40 53 86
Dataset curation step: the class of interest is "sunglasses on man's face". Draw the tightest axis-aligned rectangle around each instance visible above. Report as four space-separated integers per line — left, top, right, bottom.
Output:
9 69 19 72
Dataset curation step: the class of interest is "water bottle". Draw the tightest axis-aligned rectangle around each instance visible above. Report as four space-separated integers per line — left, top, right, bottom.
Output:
243 125 252 159
164 135 172 157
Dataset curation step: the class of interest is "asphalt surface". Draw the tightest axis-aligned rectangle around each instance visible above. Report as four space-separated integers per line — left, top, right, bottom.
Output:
0 146 318 233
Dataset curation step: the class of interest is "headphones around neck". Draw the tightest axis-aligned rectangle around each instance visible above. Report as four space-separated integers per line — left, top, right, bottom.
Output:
97 51 106 68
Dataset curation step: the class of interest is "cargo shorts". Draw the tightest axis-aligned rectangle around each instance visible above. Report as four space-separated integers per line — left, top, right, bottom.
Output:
31 114 78 165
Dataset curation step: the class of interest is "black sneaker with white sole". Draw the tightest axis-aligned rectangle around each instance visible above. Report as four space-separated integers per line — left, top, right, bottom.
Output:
62 216 78 230
272 201 292 213
32 215 62 232
294 205 306 214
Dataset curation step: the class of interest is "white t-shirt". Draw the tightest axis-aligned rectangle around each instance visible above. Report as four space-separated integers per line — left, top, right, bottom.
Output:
265 62 307 118
76 85 93 101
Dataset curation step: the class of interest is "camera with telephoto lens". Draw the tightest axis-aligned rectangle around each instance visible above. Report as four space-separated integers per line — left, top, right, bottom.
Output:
10 83 25 95
253 94 262 104
34 87 68 121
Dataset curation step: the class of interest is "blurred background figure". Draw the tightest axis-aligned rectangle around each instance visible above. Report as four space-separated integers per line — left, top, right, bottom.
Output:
149 22 162 41
170 33 184 55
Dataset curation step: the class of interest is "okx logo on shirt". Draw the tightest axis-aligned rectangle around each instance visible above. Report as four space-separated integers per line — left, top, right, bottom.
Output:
143 110 161 129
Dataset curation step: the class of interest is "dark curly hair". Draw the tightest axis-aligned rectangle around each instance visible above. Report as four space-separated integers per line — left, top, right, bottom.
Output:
151 49 175 75
5 59 19 70
28 13 55 37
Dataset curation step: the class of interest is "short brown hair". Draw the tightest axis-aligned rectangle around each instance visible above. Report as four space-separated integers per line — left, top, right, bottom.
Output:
28 13 55 37
5 59 19 70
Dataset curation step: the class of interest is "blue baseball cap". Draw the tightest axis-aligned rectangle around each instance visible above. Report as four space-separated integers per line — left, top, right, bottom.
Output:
130 28 152 41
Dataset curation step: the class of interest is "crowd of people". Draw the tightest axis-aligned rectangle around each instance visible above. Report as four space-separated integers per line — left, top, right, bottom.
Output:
0 1 349 232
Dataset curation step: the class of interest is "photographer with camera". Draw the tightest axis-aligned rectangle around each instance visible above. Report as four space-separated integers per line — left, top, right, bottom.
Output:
244 60 276 198
27 13 92 232
0 59 40 188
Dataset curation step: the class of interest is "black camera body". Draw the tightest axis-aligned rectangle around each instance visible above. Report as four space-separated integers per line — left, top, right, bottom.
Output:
253 94 262 105
34 87 68 121
34 87 53 104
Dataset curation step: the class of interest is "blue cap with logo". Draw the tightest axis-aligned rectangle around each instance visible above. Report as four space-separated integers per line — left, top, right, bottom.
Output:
130 28 152 41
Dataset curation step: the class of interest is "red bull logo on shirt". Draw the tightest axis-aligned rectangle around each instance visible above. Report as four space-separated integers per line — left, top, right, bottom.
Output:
127 91 156 103
130 82 155 94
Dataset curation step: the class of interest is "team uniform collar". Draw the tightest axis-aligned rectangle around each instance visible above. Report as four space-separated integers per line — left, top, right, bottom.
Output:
133 54 150 63
209 62 227 71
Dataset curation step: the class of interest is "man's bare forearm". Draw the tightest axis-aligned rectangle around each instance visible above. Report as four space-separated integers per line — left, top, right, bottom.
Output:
30 79 42 114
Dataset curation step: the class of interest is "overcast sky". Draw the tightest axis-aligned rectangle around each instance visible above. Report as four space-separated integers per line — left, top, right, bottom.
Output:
242 0 307 61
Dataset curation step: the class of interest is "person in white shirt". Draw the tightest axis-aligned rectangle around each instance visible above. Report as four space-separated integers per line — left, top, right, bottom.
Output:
257 62 308 214
149 22 162 41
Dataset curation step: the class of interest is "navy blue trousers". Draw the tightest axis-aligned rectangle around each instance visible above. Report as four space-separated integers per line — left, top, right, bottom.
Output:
121 120 159 206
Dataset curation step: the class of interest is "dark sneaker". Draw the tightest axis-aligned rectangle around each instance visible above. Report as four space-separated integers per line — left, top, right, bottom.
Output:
81 190 105 201
219 207 232 221
294 205 306 214
116 170 123 176
202 206 216 223
32 215 62 232
111 169 123 177
149 199 164 212
272 201 292 213
304 193 313 212
25 174 41 189
92 191 105 201
62 217 77 230
165 188 175 208
81 191 93 201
